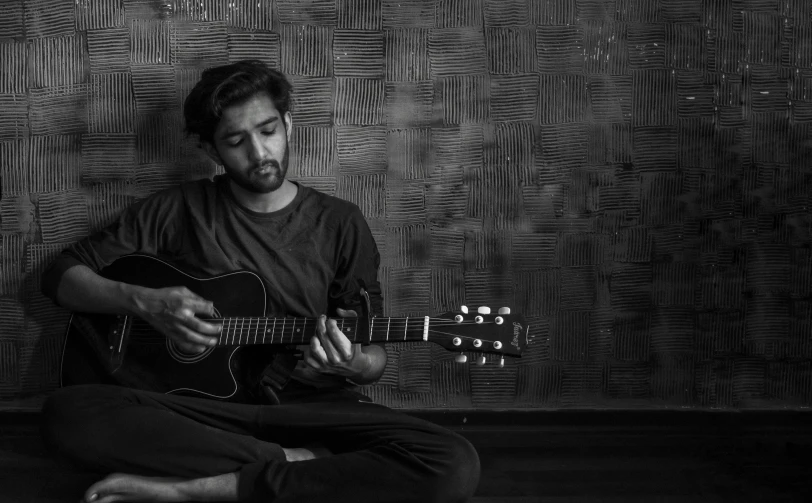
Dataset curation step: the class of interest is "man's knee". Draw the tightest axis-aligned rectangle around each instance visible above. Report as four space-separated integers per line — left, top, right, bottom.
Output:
40 384 130 456
422 432 481 503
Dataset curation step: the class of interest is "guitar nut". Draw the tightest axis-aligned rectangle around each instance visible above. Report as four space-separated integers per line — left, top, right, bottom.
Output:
493 341 503 350
473 339 482 348
453 337 462 346
455 315 463 323
475 316 484 324
495 316 504 325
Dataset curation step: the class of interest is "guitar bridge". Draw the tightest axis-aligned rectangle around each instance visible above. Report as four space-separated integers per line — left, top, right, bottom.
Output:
108 315 130 373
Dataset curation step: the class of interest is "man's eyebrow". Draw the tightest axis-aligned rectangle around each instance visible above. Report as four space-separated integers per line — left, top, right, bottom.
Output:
220 117 279 139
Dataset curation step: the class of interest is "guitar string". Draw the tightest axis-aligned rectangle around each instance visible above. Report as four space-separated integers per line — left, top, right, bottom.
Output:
198 318 498 328
128 319 499 332
127 322 501 331
126 329 503 345
124 318 506 346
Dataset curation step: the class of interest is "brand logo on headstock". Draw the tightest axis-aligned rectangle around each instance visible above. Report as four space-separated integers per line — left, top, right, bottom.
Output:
512 322 522 349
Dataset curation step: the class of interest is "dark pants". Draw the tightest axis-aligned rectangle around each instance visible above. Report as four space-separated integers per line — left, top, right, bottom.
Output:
41 384 480 503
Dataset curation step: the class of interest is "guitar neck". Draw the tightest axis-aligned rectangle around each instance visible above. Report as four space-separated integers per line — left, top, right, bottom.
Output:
209 316 429 347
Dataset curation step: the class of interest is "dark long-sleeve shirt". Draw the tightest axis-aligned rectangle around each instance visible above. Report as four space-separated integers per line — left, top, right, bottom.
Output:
42 174 383 391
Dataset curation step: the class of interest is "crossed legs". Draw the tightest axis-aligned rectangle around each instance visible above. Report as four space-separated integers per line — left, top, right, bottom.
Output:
41 385 480 503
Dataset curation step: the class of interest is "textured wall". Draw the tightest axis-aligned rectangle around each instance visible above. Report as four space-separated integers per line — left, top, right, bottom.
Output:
1 0 811 409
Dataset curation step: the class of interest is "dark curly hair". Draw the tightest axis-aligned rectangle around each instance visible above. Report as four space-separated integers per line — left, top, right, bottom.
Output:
183 60 293 145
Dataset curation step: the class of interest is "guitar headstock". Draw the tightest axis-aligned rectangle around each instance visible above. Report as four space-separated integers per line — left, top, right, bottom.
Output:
428 306 527 360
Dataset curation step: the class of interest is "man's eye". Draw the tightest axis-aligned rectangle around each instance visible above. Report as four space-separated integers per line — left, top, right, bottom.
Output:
262 129 276 136
226 139 242 147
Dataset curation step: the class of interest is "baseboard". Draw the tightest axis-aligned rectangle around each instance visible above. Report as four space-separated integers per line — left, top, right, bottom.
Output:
4 408 811 433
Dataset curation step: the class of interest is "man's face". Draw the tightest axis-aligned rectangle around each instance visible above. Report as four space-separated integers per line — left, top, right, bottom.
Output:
206 93 292 194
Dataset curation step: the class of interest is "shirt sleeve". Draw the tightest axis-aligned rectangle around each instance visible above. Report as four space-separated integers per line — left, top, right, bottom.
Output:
327 206 383 318
40 188 186 304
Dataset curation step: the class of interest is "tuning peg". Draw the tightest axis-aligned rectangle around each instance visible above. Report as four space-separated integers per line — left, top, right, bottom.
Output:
477 306 491 315
499 357 505 368
498 307 511 315
455 354 468 364
460 305 469 314
476 355 486 366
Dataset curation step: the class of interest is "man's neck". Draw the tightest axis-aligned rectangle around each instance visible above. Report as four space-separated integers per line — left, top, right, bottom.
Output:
229 179 298 213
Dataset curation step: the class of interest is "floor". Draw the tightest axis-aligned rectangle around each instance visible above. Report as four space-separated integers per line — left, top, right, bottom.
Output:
1 410 810 502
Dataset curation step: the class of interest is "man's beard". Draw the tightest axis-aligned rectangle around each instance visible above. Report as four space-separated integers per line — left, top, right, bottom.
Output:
226 144 289 194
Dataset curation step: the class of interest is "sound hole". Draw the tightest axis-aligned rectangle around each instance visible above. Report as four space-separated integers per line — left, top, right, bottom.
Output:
167 339 214 363
166 305 220 363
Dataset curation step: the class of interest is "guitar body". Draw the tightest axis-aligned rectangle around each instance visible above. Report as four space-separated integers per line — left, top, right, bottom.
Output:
61 254 269 400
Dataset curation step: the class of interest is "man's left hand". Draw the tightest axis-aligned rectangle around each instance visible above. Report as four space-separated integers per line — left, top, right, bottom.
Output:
303 308 372 379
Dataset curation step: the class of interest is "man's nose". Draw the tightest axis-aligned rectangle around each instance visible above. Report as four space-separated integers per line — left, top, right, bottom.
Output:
248 135 266 162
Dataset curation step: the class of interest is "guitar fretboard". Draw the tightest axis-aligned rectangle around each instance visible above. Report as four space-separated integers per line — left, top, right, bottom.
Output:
210 316 429 346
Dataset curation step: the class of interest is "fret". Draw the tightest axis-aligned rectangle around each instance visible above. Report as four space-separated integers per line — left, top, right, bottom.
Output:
281 318 286 344
386 317 390 341
253 318 259 345
262 318 267 344
271 318 276 343
404 317 408 341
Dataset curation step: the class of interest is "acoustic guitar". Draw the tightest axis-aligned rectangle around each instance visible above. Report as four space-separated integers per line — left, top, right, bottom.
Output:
61 254 527 400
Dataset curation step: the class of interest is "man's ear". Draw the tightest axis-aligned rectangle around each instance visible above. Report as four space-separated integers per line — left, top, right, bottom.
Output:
201 141 223 166
284 112 292 142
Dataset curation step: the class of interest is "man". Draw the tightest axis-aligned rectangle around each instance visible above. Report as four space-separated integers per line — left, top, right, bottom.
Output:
40 60 479 503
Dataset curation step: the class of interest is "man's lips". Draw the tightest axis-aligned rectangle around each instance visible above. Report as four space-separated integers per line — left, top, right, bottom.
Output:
252 161 279 175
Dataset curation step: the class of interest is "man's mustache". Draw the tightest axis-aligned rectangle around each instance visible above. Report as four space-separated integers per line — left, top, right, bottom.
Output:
253 160 281 171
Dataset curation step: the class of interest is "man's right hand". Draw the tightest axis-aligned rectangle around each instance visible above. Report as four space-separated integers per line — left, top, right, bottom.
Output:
131 286 221 354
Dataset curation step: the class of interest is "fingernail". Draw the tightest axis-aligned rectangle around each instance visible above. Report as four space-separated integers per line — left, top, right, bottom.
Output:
88 494 98 502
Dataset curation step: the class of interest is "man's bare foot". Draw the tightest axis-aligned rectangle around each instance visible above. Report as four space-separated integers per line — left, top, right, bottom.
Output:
82 473 187 503
283 443 332 462
80 445 330 502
